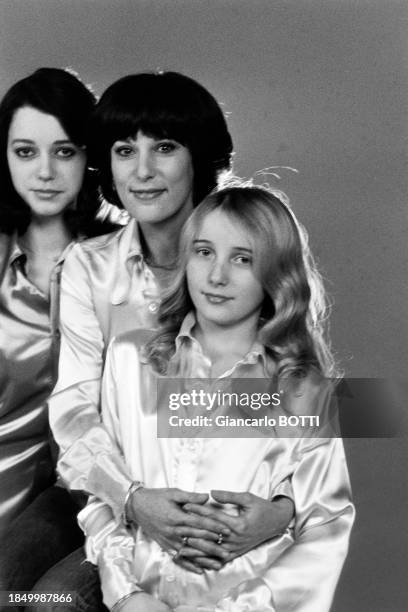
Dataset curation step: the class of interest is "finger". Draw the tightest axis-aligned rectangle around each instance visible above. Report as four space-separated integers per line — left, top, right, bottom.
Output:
183 503 236 532
174 557 204 574
211 489 253 507
180 539 230 560
183 503 228 517
183 502 233 522
184 513 232 536
180 546 225 561
174 526 226 542
191 556 224 571
171 489 209 505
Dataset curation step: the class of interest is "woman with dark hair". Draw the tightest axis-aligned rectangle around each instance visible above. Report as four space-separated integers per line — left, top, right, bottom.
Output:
0 68 116 546
90 71 233 209
35 72 294 608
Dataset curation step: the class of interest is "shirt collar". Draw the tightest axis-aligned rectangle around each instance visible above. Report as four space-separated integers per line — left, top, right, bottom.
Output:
8 234 24 266
4 232 76 269
174 311 270 374
111 218 157 305
119 217 144 263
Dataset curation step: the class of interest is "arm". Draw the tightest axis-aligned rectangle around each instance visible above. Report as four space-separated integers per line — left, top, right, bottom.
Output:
214 438 355 612
49 243 132 516
77 344 162 609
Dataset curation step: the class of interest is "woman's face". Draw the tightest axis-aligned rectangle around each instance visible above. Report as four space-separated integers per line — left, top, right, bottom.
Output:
7 106 86 220
110 131 194 227
186 209 264 331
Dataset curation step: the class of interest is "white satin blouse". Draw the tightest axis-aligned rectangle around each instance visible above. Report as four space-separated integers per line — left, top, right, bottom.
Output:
79 314 355 612
49 219 160 514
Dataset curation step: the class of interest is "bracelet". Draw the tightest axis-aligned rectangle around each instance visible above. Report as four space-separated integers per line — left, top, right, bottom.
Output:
111 590 142 612
123 480 144 527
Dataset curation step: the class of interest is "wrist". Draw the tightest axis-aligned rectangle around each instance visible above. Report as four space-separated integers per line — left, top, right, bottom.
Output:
111 590 143 612
270 495 295 534
123 481 144 526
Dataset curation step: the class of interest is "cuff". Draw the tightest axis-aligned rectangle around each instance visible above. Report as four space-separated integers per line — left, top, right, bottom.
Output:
271 478 293 502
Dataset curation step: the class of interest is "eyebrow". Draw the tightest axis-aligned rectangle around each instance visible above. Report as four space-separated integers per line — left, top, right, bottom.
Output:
193 239 253 252
114 136 177 144
9 139 75 145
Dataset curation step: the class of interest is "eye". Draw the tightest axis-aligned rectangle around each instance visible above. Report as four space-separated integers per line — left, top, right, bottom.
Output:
112 145 134 158
233 254 252 265
13 146 36 159
155 140 178 154
194 246 212 257
55 146 78 159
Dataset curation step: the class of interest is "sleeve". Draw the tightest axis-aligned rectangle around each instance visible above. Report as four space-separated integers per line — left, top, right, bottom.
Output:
79 497 141 610
271 477 293 501
215 437 355 612
78 343 142 610
48 243 132 517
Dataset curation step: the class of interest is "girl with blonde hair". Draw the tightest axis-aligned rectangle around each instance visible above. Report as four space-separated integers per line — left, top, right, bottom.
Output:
81 184 354 612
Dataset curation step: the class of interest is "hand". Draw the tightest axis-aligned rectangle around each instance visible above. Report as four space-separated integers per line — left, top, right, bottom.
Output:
117 592 171 612
182 491 294 565
128 487 231 568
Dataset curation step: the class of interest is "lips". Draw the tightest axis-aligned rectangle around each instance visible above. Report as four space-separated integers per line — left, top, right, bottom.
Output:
129 188 166 201
202 292 233 304
32 189 62 200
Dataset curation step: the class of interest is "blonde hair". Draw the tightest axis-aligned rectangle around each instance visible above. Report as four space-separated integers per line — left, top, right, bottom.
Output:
146 184 336 379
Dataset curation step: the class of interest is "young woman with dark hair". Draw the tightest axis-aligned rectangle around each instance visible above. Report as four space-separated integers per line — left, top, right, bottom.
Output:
0 67 117 580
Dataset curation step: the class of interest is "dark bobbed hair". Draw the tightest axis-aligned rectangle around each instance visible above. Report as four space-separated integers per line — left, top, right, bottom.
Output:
146 183 336 379
0 67 115 236
88 71 233 207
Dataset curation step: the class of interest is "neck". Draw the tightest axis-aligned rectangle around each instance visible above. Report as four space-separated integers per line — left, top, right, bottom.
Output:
20 215 72 258
139 202 193 267
193 315 259 365
141 226 178 267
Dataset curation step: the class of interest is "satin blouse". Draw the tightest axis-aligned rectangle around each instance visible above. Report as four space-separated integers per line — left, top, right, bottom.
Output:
79 314 355 612
49 219 160 514
0 233 63 537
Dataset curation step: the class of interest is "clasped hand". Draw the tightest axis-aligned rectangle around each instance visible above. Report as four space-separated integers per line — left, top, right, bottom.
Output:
129 487 294 573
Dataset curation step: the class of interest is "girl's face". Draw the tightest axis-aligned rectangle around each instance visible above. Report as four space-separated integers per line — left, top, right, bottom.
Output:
111 131 194 227
187 209 264 331
7 106 86 220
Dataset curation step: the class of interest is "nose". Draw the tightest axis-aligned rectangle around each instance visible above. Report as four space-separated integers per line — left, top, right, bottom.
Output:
208 258 228 286
37 153 55 181
136 150 155 181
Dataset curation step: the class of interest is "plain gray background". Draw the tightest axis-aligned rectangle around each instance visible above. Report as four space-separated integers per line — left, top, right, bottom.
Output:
0 1 407 610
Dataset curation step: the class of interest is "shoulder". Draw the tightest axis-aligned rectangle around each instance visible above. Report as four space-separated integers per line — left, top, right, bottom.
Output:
108 328 156 360
106 329 156 378
73 224 129 258
62 224 132 280
280 367 333 417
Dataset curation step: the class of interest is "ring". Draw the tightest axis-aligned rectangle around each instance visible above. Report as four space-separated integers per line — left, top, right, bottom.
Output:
182 536 189 546
172 549 180 560
217 533 224 545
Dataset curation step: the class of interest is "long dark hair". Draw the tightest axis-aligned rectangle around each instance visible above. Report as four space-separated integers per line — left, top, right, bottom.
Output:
0 67 116 237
